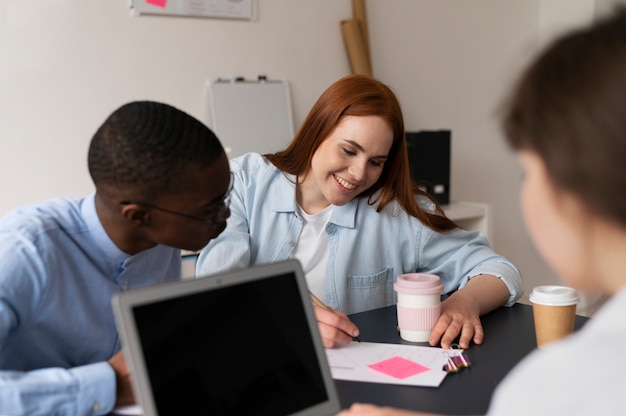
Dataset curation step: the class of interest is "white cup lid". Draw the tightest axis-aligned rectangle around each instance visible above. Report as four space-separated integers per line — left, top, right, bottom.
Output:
529 285 579 306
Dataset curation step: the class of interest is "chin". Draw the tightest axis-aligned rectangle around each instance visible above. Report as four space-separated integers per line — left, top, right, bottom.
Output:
179 243 204 252
332 190 363 205
182 237 219 252
329 199 350 207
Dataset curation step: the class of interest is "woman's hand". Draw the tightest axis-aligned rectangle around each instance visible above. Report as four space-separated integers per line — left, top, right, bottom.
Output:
428 274 509 349
429 290 483 349
313 304 360 348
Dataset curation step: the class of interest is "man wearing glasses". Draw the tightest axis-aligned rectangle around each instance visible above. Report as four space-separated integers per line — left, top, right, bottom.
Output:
0 101 231 416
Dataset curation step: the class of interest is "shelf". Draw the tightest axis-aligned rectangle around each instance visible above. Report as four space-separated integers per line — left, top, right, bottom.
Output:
444 201 492 243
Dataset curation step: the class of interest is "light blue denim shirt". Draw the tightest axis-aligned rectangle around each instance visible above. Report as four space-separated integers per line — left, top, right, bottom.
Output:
197 153 522 313
0 194 181 416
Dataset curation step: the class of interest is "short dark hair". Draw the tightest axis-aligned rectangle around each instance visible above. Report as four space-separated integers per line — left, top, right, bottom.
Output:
502 7 626 229
88 101 224 200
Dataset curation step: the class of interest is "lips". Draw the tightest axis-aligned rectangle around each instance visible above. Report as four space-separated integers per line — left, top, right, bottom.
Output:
334 174 357 190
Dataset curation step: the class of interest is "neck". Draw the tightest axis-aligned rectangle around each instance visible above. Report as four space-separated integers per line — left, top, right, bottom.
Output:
296 177 330 215
94 192 157 255
591 218 626 295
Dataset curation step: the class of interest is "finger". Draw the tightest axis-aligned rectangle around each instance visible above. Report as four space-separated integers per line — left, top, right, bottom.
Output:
439 318 463 349
318 320 354 346
340 403 380 415
472 321 484 345
451 318 484 349
315 306 360 337
428 314 452 347
314 308 360 347
453 321 475 349
320 335 336 349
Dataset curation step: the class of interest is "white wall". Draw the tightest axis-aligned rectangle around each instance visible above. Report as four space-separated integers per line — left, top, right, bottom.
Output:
0 0 352 212
366 0 607 314
0 0 605 313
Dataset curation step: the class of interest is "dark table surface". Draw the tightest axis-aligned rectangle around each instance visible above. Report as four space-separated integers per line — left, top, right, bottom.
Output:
335 303 589 415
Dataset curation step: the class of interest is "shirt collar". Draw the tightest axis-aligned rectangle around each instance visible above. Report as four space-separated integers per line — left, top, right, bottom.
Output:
329 200 358 228
271 173 299 213
81 192 130 265
331 190 386 229
268 173 385 229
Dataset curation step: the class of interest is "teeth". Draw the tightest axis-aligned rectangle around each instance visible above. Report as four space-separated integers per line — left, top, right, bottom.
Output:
335 175 356 190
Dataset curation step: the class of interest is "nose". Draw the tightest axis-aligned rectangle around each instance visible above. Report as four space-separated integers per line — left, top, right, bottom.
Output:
348 160 367 181
215 204 230 224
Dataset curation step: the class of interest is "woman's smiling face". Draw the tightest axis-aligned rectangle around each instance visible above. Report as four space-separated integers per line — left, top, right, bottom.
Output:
299 115 393 213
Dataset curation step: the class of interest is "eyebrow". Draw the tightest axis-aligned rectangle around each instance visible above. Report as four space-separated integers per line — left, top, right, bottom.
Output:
202 172 234 209
203 196 223 209
203 188 230 209
343 139 389 160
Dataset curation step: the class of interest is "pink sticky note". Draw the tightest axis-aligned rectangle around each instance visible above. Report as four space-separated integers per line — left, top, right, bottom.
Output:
146 0 167 8
368 356 430 379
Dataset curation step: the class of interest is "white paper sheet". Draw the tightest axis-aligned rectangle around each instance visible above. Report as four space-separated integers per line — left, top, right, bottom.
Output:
325 342 450 387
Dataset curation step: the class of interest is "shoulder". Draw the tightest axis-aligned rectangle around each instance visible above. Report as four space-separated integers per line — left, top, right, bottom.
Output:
354 192 437 219
491 302 626 414
230 152 292 188
0 197 85 236
352 197 422 230
229 152 275 173
0 198 87 280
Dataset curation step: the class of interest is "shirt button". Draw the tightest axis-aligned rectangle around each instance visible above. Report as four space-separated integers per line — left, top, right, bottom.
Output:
92 403 101 412
289 240 296 246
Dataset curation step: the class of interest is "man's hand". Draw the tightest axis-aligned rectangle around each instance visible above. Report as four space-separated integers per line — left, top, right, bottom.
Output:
108 350 136 406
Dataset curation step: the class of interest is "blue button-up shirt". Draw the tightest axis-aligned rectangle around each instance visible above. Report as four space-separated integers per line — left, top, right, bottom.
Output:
0 194 181 415
197 153 522 313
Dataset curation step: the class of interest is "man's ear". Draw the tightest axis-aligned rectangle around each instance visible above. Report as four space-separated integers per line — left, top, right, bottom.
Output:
120 203 150 226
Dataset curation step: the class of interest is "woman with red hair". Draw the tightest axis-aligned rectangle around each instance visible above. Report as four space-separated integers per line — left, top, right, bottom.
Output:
198 74 522 349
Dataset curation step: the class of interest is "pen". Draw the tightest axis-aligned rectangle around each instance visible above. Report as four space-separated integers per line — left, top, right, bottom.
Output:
309 291 361 342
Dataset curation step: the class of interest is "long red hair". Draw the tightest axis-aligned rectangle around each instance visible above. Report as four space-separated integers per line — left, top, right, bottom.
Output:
265 75 457 232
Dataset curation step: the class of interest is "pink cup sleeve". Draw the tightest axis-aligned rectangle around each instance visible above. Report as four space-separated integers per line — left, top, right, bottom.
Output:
397 304 441 331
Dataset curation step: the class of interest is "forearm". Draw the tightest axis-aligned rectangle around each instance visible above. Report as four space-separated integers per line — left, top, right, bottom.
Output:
460 274 511 315
0 362 116 416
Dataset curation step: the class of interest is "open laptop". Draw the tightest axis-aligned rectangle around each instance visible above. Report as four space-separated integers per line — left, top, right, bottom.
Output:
112 259 341 416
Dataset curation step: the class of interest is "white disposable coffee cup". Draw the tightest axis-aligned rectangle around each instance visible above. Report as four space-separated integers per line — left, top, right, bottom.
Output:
394 273 443 342
529 285 579 348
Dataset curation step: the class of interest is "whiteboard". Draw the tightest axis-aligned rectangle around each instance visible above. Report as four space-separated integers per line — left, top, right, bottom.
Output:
129 0 255 20
206 79 294 158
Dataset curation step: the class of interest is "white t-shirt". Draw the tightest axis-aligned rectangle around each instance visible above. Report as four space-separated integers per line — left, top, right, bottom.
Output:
486 286 626 415
291 204 332 299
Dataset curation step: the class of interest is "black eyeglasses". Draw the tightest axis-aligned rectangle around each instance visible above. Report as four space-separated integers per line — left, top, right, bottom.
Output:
121 174 233 227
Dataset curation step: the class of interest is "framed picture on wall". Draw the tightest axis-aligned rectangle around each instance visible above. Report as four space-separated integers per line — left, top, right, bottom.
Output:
129 0 256 20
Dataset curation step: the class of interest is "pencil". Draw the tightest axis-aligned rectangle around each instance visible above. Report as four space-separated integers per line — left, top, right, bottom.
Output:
309 291 361 342
309 291 331 310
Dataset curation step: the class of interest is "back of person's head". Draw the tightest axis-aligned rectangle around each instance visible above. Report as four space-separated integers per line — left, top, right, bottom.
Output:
502 7 626 229
88 101 225 202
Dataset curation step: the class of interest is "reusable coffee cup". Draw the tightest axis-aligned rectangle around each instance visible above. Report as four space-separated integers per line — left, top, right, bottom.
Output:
529 285 579 348
394 273 443 342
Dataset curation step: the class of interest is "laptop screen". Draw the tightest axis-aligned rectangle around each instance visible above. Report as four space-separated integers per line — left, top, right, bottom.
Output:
113 260 339 416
